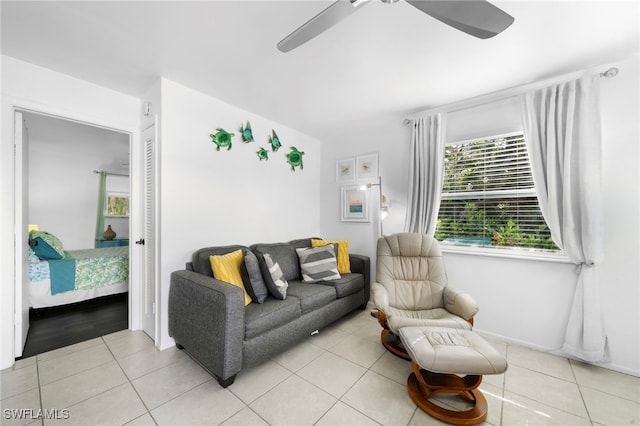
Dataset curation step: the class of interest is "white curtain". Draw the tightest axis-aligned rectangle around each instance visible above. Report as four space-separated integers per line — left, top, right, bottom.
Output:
521 75 607 362
404 114 444 236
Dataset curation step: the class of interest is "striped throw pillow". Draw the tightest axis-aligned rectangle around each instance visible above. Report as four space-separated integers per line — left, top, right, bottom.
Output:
263 253 288 299
296 245 341 283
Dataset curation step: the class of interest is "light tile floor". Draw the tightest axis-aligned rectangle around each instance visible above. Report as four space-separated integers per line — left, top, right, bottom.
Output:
2 307 639 426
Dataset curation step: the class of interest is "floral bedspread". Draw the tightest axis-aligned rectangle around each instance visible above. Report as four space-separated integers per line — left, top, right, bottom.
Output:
29 246 129 292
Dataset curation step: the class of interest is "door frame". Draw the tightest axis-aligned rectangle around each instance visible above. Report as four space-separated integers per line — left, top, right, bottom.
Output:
9 99 144 358
14 111 29 356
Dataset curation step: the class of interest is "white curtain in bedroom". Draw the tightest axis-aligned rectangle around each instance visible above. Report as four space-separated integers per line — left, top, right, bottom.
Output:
521 74 608 362
404 114 445 236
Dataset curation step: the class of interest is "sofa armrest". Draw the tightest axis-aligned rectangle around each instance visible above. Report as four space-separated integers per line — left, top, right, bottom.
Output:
371 282 389 312
349 254 371 305
168 270 245 383
443 286 479 321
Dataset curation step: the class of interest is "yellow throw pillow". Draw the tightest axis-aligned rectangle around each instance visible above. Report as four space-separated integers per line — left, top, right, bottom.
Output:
311 239 351 274
209 250 252 306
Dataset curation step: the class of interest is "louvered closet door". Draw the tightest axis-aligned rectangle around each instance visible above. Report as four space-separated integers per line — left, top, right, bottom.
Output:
141 122 157 339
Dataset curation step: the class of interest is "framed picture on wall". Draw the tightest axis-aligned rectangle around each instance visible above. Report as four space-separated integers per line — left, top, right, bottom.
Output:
105 192 129 217
356 153 378 179
336 157 356 183
341 185 369 222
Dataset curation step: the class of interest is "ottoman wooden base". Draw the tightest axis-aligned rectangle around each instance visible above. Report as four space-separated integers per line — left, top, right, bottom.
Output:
407 361 487 426
398 327 507 426
380 329 411 360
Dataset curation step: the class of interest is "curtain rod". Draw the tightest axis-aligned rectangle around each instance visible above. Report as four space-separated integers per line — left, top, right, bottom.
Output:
93 170 129 177
403 65 622 125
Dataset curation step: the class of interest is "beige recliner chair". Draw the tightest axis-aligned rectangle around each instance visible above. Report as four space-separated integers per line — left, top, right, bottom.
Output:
371 232 479 359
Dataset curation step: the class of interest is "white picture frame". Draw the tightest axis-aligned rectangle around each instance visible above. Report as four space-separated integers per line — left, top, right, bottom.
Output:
356 153 379 180
336 157 356 183
105 192 130 217
341 185 370 222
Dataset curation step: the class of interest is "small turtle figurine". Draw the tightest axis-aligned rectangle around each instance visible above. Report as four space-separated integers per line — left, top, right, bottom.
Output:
269 130 282 152
209 128 235 151
256 147 269 161
286 146 305 171
240 121 254 143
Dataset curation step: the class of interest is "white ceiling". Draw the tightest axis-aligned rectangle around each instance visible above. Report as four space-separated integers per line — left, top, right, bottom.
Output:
2 1 639 140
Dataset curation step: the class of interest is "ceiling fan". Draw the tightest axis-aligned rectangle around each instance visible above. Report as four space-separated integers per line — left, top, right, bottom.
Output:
277 0 515 53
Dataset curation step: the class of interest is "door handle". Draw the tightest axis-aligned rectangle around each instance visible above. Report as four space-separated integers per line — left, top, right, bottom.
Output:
135 239 145 245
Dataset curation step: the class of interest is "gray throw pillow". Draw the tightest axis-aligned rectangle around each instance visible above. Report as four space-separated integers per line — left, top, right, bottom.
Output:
296 244 341 283
240 249 268 303
263 253 288 299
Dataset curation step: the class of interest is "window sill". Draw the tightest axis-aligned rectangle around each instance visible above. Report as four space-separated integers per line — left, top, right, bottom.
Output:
441 244 572 263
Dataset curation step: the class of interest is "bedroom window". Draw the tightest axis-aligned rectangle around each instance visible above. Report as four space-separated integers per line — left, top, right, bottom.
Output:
435 132 560 252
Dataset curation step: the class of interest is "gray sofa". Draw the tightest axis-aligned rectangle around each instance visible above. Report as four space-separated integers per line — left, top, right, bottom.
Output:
168 237 370 387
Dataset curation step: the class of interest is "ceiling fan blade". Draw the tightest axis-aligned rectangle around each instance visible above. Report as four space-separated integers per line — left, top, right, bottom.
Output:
277 0 369 52
405 0 514 39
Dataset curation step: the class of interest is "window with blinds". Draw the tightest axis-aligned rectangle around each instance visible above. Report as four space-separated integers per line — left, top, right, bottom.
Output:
435 133 559 251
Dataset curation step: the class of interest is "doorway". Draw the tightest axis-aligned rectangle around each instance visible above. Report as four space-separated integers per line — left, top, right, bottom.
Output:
14 109 144 358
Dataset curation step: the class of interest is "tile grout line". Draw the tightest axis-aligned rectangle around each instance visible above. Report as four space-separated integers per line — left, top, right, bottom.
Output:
38 338 138 423
35 355 44 426
499 342 510 426
568 357 595 425
299 347 382 426
101 335 158 426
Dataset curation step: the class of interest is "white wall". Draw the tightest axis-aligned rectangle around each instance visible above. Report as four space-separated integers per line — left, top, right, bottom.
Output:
156 78 322 349
319 114 409 277
27 113 130 249
598 56 640 375
320 55 640 376
0 55 140 369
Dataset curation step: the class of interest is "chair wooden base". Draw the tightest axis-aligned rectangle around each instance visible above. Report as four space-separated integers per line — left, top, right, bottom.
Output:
381 329 411 360
407 361 488 426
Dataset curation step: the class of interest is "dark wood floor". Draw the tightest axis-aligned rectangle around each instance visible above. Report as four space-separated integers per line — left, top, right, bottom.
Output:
20 293 128 359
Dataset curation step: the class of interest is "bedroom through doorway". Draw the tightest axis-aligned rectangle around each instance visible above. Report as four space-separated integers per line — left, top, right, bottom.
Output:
19 111 132 357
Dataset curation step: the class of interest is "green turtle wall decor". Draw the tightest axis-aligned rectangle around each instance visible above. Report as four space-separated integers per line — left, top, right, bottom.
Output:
257 147 269 161
209 123 307 168
240 121 254 143
269 130 282 152
286 146 305 171
210 128 235 151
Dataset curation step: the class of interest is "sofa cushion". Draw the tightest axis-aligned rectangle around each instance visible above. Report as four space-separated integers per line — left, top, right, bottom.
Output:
312 239 351 274
251 242 300 281
296 245 341 283
286 281 337 315
209 250 252 306
263 254 288 299
316 273 364 299
288 237 319 250
240 249 268 303
191 245 249 277
244 297 301 340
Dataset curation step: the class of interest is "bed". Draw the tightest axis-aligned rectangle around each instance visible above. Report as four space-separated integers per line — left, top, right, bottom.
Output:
28 232 129 309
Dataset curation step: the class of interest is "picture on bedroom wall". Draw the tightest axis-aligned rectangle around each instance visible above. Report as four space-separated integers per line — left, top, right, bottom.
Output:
336 157 356 183
341 185 369 222
356 153 378 179
106 193 129 217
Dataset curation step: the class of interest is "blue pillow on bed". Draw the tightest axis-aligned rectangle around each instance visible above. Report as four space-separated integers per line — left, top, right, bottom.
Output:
29 230 65 260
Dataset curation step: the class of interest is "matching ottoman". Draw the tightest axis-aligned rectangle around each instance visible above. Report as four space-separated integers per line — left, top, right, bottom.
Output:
398 327 508 426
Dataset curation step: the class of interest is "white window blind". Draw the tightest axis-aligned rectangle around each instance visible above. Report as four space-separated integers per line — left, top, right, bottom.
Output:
435 133 559 251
